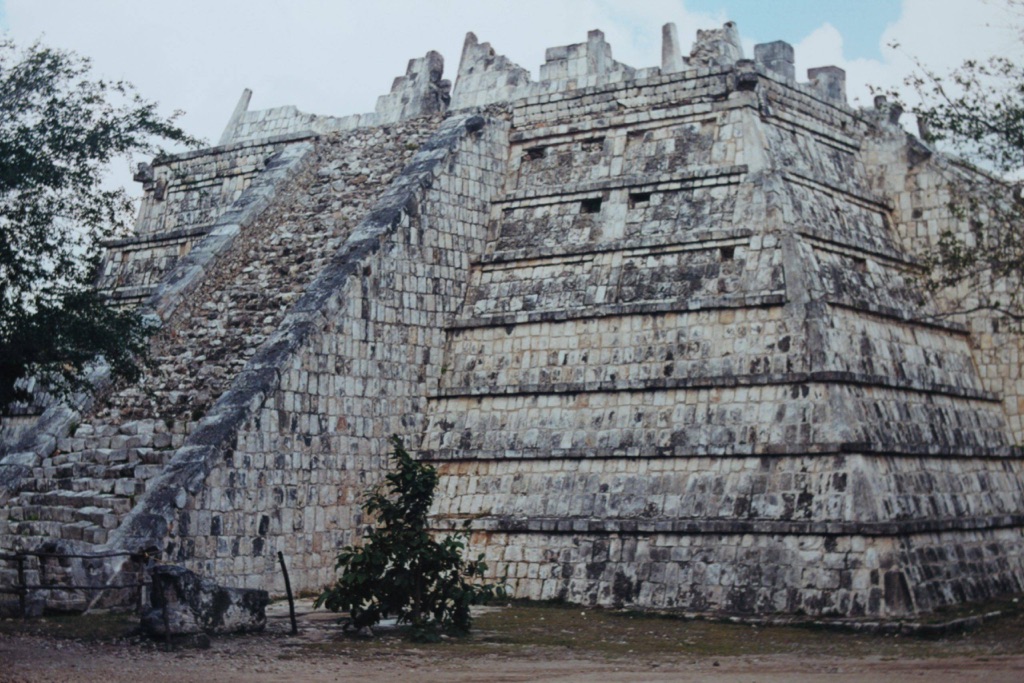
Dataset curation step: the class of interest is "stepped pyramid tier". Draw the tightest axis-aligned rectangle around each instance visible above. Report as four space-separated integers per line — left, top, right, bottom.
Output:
2 23 1024 617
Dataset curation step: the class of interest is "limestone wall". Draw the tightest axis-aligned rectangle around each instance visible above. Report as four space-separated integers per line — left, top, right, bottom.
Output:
96 135 304 305
98 120 442 433
221 52 451 147
461 526 1024 615
418 52 1024 617
863 124 1024 447
441 307 802 396
132 114 509 593
0 117 449 602
0 136 316 508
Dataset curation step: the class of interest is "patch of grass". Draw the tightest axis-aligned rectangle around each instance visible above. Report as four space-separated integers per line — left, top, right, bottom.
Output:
8 597 1024 665
297 598 1024 662
922 593 1021 623
0 610 138 642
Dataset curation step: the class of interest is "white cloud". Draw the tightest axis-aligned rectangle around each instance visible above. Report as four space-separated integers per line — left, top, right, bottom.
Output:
793 0 1024 110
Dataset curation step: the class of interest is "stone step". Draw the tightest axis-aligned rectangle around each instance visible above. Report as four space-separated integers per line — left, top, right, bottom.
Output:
84 448 127 464
103 463 141 479
4 519 65 539
112 478 145 497
11 477 41 493
50 478 115 494
75 506 119 529
135 464 165 481
58 520 110 544
7 504 73 524
27 478 60 493
3 488 134 553
41 461 152 483
20 490 132 515
137 448 169 464
52 433 165 457
52 446 160 467
63 417 171 444
68 423 119 439
19 489 101 508
45 463 91 479
4 517 110 547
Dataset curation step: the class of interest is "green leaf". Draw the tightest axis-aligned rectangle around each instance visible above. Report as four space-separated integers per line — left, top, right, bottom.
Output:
315 434 507 637
0 39 203 407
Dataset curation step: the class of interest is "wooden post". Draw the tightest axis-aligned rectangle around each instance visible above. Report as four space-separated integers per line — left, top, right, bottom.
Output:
16 555 26 619
277 551 298 635
162 584 172 651
135 555 146 615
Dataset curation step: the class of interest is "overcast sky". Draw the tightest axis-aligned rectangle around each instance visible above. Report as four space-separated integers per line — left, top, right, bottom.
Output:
2 0 1021 195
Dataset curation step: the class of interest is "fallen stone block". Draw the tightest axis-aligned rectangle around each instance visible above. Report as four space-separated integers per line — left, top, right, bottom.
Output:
141 564 268 636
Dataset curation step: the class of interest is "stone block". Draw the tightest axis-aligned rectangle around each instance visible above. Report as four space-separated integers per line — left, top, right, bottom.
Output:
141 565 268 636
754 41 795 80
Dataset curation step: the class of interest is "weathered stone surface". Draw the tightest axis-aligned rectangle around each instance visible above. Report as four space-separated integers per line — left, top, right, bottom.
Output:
218 88 253 146
4 21 1024 621
689 21 744 67
142 564 268 635
754 41 795 81
451 32 532 110
374 51 451 123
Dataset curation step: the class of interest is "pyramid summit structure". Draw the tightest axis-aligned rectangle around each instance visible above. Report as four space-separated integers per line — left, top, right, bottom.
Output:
2 22 1024 618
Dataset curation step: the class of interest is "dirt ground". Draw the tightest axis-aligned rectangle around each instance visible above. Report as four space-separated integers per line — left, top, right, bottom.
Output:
3 599 1024 683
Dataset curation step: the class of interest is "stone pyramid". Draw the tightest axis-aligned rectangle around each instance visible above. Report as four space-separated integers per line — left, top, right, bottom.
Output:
2 23 1023 618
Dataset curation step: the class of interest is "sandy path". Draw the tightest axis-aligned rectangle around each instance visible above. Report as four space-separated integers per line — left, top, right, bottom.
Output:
3 632 1024 683
4 600 1024 683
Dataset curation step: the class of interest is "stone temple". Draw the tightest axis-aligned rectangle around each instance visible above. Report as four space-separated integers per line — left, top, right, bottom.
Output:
3 22 1024 618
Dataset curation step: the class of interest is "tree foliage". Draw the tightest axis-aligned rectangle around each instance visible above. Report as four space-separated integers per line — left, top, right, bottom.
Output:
316 436 506 641
0 40 199 408
911 56 1024 173
895 46 1024 322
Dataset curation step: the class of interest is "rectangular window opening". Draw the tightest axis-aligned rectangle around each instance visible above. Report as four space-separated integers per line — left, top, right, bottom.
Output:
524 146 546 161
580 197 602 214
720 246 736 261
629 192 652 208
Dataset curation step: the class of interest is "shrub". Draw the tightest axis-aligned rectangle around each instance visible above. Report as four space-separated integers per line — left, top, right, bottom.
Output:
316 435 506 640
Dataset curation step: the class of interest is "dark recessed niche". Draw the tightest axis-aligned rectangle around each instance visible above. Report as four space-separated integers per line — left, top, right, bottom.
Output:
580 197 603 214
852 256 868 273
720 246 735 260
524 146 546 160
581 136 605 150
629 192 652 208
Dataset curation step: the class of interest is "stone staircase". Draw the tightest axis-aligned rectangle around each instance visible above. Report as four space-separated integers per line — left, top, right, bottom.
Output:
0 116 445 603
3 419 176 549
